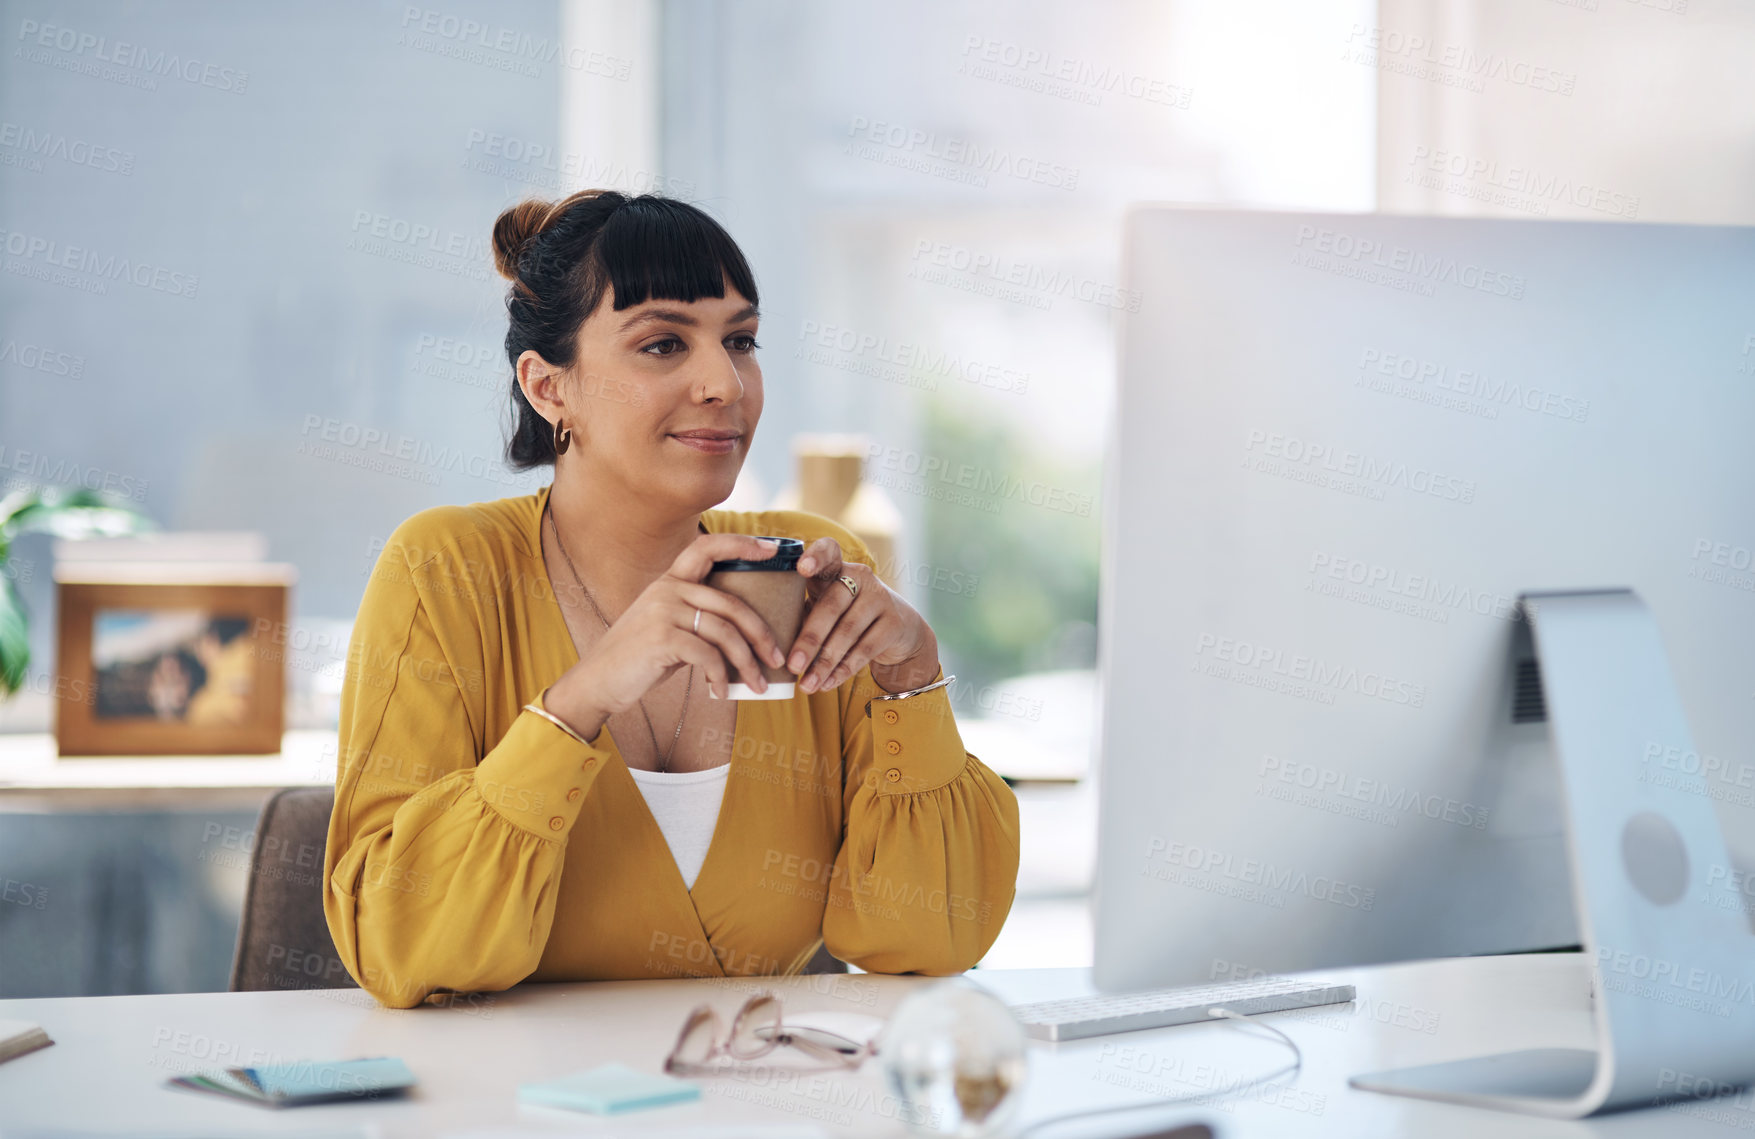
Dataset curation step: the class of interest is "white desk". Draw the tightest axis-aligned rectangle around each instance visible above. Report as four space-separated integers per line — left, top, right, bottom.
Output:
0 731 336 812
0 955 1746 1137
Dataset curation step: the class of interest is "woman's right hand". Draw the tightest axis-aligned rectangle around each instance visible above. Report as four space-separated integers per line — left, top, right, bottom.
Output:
542 533 791 739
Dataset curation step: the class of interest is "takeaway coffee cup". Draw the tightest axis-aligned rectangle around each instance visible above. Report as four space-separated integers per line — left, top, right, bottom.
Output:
705 536 807 699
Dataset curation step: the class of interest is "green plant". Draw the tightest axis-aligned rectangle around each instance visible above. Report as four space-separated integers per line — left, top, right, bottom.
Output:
917 397 1100 695
0 486 153 697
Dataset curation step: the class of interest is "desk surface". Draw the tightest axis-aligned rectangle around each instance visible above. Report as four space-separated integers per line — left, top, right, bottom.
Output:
0 955 1746 1137
0 731 336 811
0 723 1068 810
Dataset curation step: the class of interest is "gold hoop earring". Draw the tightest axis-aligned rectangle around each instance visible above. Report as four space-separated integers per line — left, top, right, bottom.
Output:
552 418 571 455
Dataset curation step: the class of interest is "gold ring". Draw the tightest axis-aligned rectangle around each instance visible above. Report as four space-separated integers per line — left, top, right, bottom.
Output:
838 574 859 601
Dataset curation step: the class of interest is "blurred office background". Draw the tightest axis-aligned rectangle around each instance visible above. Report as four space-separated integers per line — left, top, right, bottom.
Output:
1 0 1750 995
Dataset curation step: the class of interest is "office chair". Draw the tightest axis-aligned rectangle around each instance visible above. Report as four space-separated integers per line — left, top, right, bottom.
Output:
228 787 355 992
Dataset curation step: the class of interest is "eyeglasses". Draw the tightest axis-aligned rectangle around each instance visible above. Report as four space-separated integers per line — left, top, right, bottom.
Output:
663 992 872 1077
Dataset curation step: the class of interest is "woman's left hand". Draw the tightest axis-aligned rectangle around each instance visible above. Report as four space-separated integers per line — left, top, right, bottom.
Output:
786 537 940 694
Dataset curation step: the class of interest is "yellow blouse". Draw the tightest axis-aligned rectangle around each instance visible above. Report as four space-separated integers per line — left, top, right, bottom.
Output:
323 483 1020 1008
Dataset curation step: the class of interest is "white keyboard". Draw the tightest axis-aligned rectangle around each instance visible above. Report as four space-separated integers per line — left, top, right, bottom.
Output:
1011 978 1356 1041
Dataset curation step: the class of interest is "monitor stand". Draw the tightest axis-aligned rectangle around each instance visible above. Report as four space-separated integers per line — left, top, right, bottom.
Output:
1350 589 1755 1117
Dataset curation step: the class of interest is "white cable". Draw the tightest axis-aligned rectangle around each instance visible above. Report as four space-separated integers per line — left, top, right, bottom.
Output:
1205 1005 1304 1070
1010 1006 1305 1138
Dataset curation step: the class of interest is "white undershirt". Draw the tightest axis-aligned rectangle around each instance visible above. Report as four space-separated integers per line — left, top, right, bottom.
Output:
625 763 731 890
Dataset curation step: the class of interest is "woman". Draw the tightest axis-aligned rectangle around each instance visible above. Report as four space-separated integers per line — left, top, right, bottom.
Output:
323 190 1021 1009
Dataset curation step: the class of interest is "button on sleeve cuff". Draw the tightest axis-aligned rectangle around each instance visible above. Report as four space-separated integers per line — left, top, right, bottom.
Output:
866 666 967 795
472 690 613 838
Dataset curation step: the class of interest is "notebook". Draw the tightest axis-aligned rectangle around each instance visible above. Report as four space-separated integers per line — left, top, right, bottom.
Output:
167 1057 416 1108
0 1020 52 1064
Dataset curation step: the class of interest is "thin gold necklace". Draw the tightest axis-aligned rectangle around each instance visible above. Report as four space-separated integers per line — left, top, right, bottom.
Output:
546 503 692 772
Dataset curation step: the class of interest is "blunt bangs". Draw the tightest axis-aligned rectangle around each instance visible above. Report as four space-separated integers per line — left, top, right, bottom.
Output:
594 197 760 311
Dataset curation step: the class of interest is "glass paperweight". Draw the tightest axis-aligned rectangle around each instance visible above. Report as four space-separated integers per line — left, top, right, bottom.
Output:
881 979 1029 1137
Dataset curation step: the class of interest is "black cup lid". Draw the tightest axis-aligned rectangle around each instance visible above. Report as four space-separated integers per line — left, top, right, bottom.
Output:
710 536 804 572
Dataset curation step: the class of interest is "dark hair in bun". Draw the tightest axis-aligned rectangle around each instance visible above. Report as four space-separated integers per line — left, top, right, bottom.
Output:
492 190 760 469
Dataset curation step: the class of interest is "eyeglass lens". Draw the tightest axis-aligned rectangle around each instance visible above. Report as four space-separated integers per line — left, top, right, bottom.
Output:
727 994 783 1060
671 1006 720 1067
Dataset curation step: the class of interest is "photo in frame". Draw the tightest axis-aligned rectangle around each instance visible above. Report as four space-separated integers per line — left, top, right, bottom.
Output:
53 563 294 756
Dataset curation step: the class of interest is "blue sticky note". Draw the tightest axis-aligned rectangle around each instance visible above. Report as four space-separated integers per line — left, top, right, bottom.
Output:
518 1063 700 1114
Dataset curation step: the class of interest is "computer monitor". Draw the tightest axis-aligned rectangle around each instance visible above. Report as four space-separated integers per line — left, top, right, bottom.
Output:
1095 208 1755 993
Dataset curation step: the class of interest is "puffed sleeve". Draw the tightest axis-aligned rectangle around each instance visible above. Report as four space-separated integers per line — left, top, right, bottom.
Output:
819 544 1021 974
323 519 611 1008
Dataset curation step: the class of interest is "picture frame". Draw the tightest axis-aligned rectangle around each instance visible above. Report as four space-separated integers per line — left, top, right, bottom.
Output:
53 562 295 756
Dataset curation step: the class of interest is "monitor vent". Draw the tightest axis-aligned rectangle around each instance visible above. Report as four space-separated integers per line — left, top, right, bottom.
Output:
1512 658 1547 723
